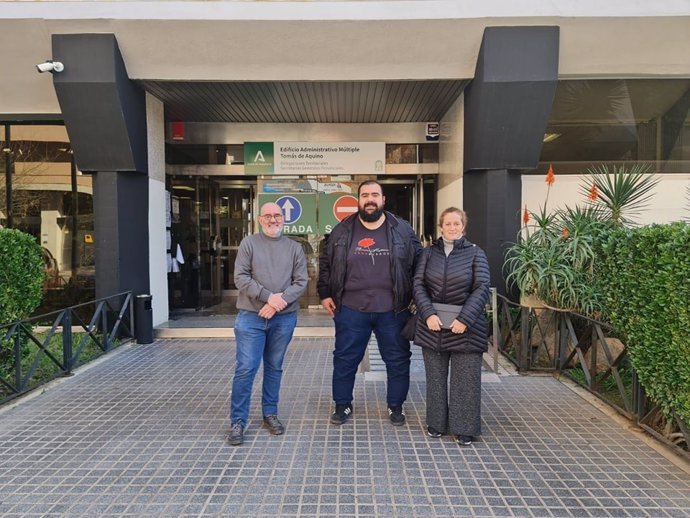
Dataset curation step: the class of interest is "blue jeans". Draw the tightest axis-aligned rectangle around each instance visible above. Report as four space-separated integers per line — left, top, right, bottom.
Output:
332 306 411 407
229 310 297 426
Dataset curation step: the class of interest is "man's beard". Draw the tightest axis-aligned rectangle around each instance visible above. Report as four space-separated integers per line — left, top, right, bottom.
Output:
262 225 282 237
358 203 384 222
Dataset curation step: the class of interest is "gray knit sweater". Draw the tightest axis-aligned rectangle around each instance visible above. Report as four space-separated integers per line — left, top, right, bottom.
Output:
233 233 308 313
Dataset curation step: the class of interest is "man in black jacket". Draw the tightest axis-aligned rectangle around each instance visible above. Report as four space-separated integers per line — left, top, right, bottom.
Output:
318 180 422 426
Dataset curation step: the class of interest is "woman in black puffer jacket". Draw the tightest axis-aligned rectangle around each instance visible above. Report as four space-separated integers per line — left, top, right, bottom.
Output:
413 207 490 445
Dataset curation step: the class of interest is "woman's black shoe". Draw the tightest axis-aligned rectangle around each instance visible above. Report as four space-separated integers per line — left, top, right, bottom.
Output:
454 435 472 445
426 426 443 438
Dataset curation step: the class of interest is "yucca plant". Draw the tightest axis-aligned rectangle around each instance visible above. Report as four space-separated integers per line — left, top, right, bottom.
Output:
579 163 659 225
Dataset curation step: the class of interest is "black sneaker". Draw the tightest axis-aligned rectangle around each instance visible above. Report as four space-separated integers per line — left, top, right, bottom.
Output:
330 403 353 425
388 405 406 426
455 435 473 446
263 415 285 435
427 426 443 438
226 422 244 446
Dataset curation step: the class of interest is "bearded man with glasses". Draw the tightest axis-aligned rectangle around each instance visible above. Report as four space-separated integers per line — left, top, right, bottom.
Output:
227 202 308 446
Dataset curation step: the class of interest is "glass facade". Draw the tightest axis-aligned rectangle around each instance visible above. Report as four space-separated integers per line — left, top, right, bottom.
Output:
535 79 690 174
166 140 439 310
1 123 95 296
525 79 690 225
166 174 436 309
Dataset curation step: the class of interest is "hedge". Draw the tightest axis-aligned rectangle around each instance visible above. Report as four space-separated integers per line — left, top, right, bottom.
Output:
598 222 690 426
0 228 45 325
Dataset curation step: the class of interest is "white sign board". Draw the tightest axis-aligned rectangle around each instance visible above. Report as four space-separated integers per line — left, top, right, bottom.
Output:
275 142 385 175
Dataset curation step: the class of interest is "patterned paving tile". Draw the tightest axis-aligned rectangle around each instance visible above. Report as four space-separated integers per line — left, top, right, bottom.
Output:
0 338 688 517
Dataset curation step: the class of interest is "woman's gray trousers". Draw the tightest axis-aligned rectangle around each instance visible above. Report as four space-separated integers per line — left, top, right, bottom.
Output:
422 348 482 436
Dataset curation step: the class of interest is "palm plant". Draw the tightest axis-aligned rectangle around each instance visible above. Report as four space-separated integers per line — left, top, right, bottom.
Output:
579 163 659 225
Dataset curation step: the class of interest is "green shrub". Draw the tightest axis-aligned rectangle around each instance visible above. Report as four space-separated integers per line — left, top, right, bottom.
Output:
598 222 690 426
0 228 44 325
0 228 45 377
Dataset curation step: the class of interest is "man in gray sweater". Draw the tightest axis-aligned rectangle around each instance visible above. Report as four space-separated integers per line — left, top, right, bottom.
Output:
227 202 308 446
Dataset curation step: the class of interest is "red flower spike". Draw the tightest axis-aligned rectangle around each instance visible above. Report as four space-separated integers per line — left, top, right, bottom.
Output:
561 227 570 239
545 164 555 187
522 205 529 225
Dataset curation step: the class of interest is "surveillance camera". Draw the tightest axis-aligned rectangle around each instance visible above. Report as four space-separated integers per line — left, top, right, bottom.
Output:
36 62 54 73
36 60 64 74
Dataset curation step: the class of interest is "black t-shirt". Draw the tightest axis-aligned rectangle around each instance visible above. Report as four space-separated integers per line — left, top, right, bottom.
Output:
341 218 394 312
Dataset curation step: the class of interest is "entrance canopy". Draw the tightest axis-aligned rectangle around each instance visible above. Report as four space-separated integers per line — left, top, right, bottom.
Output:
140 81 468 124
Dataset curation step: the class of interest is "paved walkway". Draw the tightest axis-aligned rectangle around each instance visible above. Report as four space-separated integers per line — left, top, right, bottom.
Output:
0 338 689 517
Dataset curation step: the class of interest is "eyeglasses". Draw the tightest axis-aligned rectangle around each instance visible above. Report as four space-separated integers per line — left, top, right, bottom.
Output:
261 213 284 221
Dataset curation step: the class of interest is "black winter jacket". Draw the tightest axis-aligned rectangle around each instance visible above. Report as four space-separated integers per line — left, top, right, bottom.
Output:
317 211 422 312
412 237 490 353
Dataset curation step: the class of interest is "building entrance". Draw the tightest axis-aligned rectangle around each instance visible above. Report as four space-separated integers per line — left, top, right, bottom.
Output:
168 175 434 312
380 177 437 246
168 176 256 310
218 182 255 295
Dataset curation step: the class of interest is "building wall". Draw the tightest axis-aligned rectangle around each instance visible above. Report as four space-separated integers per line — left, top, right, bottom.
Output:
2 2 689 115
146 93 169 325
523 173 690 226
437 93 464 236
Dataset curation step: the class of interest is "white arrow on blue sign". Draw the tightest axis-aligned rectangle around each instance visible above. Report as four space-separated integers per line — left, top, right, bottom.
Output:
276 195 302 224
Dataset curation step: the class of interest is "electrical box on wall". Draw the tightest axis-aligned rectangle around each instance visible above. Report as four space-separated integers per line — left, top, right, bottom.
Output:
426 122 440 141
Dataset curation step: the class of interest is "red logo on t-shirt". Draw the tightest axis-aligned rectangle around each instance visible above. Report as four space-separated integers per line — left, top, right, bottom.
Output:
356 237 377 264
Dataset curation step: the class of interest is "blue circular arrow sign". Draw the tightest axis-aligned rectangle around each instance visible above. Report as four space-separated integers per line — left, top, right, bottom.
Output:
276 195 302 224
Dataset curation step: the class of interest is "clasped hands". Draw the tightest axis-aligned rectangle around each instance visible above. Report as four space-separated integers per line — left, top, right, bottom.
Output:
258 292 288 319
425 315 467 334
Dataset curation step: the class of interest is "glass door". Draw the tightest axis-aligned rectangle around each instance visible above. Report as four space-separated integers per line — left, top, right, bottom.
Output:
169 177 255 311
198 179 222 307
169 177 201 309
218 184 254 295
378 176 436 244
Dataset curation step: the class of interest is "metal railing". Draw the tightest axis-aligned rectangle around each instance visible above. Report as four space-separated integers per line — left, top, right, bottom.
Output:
0 291 134 405
492 291 689 456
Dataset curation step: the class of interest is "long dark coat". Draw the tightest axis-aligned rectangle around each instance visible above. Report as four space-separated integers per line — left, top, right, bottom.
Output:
412 237 490 353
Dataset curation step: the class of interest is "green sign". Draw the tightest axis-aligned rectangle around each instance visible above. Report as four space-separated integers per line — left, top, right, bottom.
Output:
244 142 274 174
258 193 317 234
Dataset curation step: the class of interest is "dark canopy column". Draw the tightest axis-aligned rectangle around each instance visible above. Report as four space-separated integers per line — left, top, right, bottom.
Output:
463 26 559 295
51 34 149 299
